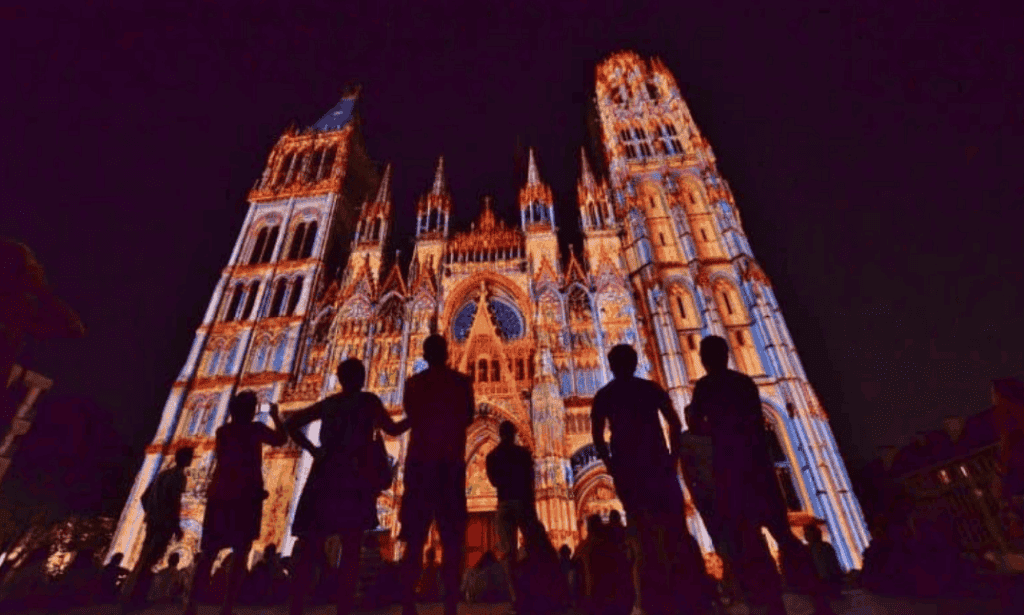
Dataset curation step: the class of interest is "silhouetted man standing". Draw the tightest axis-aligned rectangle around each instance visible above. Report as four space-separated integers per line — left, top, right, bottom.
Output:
688 336 835 615
486 420 551 607
400 335 475 615
120 446 194 609
592 344 713 615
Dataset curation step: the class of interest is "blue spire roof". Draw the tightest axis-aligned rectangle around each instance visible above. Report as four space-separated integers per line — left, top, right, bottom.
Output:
312 96 356 132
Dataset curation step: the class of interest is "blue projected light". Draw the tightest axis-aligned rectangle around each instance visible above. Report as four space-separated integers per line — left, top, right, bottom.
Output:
452 299 524 341
489 299 523 340
452 303 477 342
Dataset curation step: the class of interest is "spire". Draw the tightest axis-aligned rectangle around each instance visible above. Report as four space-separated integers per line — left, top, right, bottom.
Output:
580 148 596 188
373 163 393 205
526 148 541 186
431 156 447 195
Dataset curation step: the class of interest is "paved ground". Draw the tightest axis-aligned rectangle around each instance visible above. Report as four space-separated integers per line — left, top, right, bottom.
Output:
7 592 1008 615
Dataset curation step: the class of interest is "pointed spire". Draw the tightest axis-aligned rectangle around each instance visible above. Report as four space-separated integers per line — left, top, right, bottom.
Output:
373 163 392 204
526 148 541 186
431 156 447 195
580 148 596 187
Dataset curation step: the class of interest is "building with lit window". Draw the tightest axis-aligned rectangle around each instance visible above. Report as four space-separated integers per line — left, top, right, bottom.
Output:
109 51 869 573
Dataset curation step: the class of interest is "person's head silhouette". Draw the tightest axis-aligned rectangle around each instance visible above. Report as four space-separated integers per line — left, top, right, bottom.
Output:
803 523 823 544
609 509 623 528
699 335 729 374
109 553 124 567
264 544 277 558
175 447 194 469
499 420 516 444
167 552 180 569
229 391 259 424
607 344 638 379
559 545 571 560
586 514 604 538
423 334 448 367
337 358 366 392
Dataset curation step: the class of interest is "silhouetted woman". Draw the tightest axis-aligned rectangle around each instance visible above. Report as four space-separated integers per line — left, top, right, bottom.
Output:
183 391 286 615
286 358 408 615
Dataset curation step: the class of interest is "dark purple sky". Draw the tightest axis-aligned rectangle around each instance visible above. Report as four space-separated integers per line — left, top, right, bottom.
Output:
3 1 1023 507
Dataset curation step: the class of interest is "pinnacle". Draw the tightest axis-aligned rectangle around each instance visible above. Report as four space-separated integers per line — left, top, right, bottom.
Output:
580 147 596 187
526 148 541 186
373 163 392 204
431 156 447 195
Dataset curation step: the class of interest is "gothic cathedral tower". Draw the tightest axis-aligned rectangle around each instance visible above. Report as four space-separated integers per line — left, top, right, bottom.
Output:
593 52 869 567
107 87 379 564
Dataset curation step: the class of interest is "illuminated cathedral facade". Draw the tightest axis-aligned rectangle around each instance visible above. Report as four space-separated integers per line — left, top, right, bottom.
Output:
110 51 869 573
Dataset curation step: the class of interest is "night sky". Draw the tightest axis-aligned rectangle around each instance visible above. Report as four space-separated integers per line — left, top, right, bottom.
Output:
2 1 1022 514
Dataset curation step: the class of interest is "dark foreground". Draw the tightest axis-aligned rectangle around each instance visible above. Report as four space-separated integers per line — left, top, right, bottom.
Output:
1 590 1011 615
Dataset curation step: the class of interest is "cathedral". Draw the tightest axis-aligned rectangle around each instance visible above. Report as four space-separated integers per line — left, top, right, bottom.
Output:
110 51 869 574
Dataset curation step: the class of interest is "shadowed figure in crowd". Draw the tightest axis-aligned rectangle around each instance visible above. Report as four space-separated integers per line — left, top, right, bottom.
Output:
486 419 568 613
399 334 475 615
183 391 287 615
592 344 716 615
687 335 835 615
286 358 409 615
120 446 194 609
485 420 548 605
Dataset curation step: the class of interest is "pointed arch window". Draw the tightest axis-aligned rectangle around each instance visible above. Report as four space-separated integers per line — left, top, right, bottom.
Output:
468 361 476 382
275 152 294 187
478 359 488 383
646 82 659 100
272 336 288 372
765 417 803 511
371 218 382 241
242 282 260 320
269 279 287 317
224 284 244 322
301 221 317 258
222 340 239 374
491 359 500 382
289 153 307 185
722 292 734 315
206 346 223 376
249 228 269 265
308 148 323 182
260 226 280 263
320 146 337 180
516 358 525 381
288 223 308 260
286 277 304 316
252 339 270 373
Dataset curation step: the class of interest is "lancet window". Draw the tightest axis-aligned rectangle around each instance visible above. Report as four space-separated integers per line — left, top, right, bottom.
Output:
285 276 304 316
224 284 244 322
248 225 279 264
241 281 260 320
765 416 803 510
268 279 287 317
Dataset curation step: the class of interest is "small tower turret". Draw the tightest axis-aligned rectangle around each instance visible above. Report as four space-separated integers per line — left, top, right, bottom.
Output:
346 162 393 285
518 148 559 272
412 157 452 276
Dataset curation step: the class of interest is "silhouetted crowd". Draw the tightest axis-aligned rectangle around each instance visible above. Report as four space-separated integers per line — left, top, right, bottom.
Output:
3 337 1022 614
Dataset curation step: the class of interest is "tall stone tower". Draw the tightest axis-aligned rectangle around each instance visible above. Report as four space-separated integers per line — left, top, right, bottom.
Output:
592 51 869 567
107 87 379 564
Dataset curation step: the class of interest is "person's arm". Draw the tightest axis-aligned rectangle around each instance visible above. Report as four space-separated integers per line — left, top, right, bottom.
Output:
657 387 683 458
284 401 325 459
260 403 288 446
485 450 498 489
373 394 409 436
591 393 610 463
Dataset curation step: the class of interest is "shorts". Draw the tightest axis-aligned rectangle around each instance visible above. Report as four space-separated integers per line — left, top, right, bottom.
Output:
399 460 467 541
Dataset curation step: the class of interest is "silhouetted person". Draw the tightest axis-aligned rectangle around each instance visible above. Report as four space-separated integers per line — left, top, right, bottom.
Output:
559 545 577 602
592 344 713 615
54 548 103 608
148 551 186 604
576 514 632 615
100 552 128 601
121 446 194 608
183 391 286 615
485 419 550 604
803 524 843 599
399 334 475 615
0 546 53 609
286 358 409 615
688 336 834 615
